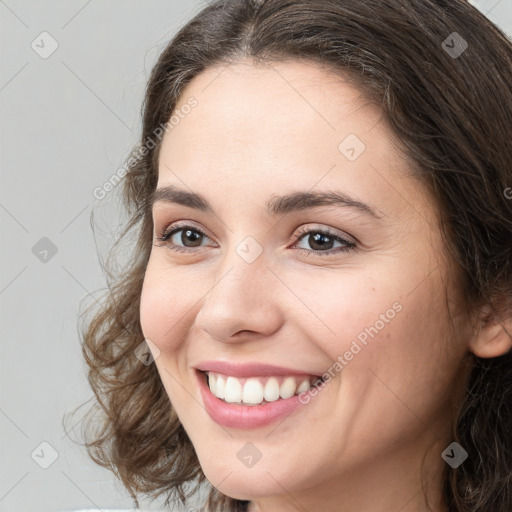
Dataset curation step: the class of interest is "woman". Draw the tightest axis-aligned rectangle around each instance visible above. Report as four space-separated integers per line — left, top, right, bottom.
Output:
74 0 512 511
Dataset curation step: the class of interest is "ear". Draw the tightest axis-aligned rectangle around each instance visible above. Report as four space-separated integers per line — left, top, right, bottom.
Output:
468 304 512 358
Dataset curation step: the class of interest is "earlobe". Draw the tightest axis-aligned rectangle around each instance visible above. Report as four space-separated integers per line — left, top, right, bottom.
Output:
468 307 512 358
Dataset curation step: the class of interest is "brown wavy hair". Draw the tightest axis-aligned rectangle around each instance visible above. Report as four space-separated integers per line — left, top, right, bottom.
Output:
65 0 512 510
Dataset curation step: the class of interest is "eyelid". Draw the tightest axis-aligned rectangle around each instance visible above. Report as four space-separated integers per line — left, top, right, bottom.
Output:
156 221 354 245
155 220 357 258
156 220 215 244
291 223 356 245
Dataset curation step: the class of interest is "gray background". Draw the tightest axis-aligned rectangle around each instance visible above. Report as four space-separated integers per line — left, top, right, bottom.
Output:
1 1 511 511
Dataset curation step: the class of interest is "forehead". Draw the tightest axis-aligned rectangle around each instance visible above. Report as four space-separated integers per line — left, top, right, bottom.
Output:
156 59 429 224
167 59 385 154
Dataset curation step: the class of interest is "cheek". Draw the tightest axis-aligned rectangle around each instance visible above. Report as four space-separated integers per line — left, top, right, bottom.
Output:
297 271 401 356
314 268 458 412
348 278 462 424
139 260 195 354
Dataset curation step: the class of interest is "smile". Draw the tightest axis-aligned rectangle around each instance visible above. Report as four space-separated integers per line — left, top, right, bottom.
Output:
195 368 327 429
205 372 324 405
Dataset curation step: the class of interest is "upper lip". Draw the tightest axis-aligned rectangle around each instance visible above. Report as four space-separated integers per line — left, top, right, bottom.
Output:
194 360 323 378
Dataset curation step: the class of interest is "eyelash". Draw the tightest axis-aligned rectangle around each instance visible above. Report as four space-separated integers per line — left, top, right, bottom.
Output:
154 221 356 257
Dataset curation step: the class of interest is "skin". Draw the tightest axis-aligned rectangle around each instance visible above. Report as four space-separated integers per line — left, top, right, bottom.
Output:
139 60 512 512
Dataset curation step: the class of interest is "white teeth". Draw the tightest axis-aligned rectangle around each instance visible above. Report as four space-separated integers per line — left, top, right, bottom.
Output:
205 372 322 405
242 378 264 404
263 377 280 402
297 378 310 393
208 373 216 394
279 377 297 399
215 374 225 399
223 376 242 403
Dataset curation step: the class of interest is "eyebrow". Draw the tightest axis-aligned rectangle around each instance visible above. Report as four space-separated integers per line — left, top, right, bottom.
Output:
149 185 384 220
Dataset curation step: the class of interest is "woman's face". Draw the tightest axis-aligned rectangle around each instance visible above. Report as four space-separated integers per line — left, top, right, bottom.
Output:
140 60 473 510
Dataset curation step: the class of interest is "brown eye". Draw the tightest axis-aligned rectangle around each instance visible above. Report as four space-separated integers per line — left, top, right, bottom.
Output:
155 223 215 253
292 227 356 256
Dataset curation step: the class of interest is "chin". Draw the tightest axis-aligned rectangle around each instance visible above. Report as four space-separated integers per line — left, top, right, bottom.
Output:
196 452 295 499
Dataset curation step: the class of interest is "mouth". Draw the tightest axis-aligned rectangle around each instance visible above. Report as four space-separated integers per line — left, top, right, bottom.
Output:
198 370 326 406
194 363 330 429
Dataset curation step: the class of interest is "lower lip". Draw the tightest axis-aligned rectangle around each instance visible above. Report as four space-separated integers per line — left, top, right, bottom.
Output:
196 370 317 430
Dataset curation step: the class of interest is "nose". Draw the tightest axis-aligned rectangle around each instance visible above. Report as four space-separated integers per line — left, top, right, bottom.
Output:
194 249 284 343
